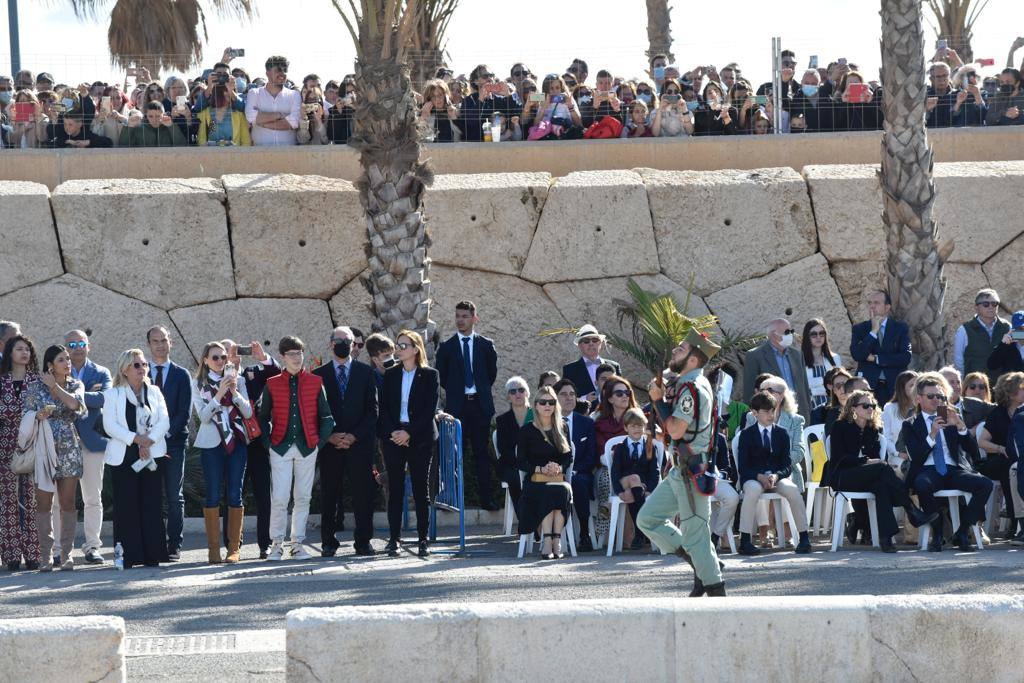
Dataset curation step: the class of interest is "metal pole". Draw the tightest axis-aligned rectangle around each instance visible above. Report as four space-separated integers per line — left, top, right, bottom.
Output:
8 0 21 75
772 37 782 134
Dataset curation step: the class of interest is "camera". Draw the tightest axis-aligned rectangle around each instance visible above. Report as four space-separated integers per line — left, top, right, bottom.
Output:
218 73 229 85
230 48 246 58
663 94 681 103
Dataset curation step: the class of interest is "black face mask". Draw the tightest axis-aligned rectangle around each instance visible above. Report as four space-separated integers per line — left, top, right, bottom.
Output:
381 356 397 369
333 340 352 358
999 84 1014 94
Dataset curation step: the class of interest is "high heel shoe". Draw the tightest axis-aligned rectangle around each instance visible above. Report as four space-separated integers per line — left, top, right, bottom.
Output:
551 532 564 559
542 533 559 560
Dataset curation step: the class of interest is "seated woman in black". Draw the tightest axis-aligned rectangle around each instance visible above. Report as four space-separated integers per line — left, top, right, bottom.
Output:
494 375 532 507
829 390 936 552
516 386 573 559
610 408 660 550
977 371 1024 536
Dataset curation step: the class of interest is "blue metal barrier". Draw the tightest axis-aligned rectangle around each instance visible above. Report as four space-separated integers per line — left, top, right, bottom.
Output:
429 418 466 553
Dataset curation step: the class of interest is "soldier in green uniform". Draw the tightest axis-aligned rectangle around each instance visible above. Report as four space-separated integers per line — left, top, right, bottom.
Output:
637 329 725 597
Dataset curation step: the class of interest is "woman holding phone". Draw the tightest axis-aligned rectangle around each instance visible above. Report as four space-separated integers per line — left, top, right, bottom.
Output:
651 78 694 137
191 342 252 564
25 345 86 571
297 85 329 145
419 79 461 142
197 82 251 146
8 90 44 148
835 71 881 130
693 82 737 135
530 73 582 137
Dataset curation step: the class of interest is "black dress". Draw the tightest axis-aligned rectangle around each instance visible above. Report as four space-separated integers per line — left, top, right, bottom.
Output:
516 423 573 534
494 409 526 506
110 397 169 568
976 406 1015 518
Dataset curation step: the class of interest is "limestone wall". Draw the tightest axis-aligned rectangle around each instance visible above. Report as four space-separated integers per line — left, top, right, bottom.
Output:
1 161 1017 407
0 615 125 682
286 595 1024 682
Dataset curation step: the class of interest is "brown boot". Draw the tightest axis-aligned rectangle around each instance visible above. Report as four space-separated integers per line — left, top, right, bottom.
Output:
225 506 244 563
36 511 54 572
204 507 223 564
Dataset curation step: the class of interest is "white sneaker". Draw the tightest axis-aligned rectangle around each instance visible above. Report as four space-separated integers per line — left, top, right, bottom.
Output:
267 543 284 561
290 543 311 560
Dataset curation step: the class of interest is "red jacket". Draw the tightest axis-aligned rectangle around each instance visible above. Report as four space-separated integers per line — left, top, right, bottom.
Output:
266 370 323 450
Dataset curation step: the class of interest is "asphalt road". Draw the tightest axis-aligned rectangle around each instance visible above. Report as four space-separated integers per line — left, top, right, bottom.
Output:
2 527 1022 681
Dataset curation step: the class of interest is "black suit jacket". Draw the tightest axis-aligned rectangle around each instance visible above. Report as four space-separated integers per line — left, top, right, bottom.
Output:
988 342 1024 378
737 423 792 485
435 333 498 418
899 413 980 485
380 365 439 445
850 318 912 388
561 357 621 399
610 439 660 494
313 360 379 451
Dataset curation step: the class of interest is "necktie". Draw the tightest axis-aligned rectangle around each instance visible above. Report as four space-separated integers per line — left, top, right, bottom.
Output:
337 363 349 400
154 365 164 390
932 417 948 475
877 322 885 346
632 441 640 462
763 429 771 451
462 337 474 390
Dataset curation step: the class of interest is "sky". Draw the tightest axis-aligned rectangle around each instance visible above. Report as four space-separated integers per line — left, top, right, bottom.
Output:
1 0 1022 87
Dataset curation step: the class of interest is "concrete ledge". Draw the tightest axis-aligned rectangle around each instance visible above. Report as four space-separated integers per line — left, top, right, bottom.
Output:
287 595 1024 682
0 616 125 683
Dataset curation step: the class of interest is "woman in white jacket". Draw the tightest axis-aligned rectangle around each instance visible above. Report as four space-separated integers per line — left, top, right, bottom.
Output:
191 341 252 564
103 349 170 569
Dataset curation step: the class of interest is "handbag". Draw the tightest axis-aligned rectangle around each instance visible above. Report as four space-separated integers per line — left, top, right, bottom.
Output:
241 413 262 442
530 472 563 484
12 416 38 475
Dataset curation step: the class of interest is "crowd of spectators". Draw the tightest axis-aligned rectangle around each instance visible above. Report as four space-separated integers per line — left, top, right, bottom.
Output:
2 39 1023 149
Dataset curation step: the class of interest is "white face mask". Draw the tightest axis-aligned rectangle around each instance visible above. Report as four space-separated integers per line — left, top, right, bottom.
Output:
779 333 794 348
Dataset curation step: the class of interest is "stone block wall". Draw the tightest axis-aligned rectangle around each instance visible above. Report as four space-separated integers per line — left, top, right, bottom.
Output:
1 162 1017 407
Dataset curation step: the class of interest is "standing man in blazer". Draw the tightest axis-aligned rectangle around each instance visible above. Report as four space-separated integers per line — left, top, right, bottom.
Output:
555 378 597 551
900 372 992 552
435 301 499 510
562 324 621 404
742 318 813 422
146 325 193 560
60 329 111 565
850 290 912 405
313 326 379 557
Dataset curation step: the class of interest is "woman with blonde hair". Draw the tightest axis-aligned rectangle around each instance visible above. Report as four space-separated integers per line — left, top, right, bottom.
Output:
963 372 992 403
516 386 573 559
419 79 461 142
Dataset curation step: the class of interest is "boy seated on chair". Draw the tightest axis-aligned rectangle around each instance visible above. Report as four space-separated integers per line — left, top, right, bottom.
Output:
736 391 812 555
610 408 660 550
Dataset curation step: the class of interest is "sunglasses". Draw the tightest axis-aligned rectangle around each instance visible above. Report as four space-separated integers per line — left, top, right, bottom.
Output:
856 402 878 409
396 342 412 351
977 301 999 307
783 329 795 335
512 70 526 77
536 399 557 406
809 331 826 338
132 361 149 369
508 387 527 394
353 342 364 349
611 389 632 398
923 393 947 402
967 383 985 390
209 355 226 362
580 337 601 345
66 341 87 349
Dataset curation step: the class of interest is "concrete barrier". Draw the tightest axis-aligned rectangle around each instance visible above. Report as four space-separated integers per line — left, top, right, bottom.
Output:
287 595 1024 682
0 616 125 683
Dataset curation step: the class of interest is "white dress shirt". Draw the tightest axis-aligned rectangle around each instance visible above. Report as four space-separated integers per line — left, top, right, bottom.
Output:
921 411 964 469
458 332 477 395
400 368 416 423
245 86 301 145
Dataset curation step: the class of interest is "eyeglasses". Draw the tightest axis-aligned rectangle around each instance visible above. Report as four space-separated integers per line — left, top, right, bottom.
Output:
611 389 632 398
132 361 149 369
782 61 797 68
783 329 795 335
967 383 986 390
536 399 557 406
511 70 526 77
66 341 87 349
396 342 412 351
977 301 999 308
209 354 226 362
856 402 878 409
923 393 947 402
579 337 601 345
809 331 826 338
508 387 527 394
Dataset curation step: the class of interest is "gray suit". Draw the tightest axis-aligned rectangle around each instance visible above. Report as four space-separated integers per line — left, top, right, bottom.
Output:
743 342 814 423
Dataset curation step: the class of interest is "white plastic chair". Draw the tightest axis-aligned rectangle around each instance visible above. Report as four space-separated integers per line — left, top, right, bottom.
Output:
516 506 578 558
492 431 515 536
602 436 666 557
918 490 984 550
802 424 831 537
828 491 881 551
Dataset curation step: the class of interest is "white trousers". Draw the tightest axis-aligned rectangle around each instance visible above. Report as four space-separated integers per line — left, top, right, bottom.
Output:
710 481 740 537
53 449 104 554
269 445 318 545
739 477 808 534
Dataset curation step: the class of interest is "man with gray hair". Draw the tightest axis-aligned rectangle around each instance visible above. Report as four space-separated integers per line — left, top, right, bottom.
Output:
0 321 21 360
952 288 1010 382
742 318 813 422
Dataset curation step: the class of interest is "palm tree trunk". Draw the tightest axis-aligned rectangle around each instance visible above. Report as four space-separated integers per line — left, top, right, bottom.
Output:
645 0 674 64
880 0 950 370
351 54 436 345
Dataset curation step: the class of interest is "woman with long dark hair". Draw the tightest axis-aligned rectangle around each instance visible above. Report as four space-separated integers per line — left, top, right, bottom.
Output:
0 336 41 570
801 318 842 410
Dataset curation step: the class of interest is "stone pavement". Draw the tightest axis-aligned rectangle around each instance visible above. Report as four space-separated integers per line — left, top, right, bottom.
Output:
1 526 1022 682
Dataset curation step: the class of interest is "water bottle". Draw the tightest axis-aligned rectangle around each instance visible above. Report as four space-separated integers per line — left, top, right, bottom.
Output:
114 542 124 571
491 113 502 142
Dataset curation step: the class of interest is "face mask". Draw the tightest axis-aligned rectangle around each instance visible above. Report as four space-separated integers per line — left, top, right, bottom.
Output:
653 67 666 80
235 77 247 92
333 340 352 358
801 85 818 98
62 97 76 110
0 92 10 105
780 334 795 348
638 93 652 105
999 84 1014 94
685 100 699 112
381 356 397 369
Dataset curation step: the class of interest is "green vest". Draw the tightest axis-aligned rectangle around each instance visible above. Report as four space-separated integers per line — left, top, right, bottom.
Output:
963 316 1009 380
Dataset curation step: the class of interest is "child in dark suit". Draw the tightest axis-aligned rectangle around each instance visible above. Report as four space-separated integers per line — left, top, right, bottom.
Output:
611 408 660 549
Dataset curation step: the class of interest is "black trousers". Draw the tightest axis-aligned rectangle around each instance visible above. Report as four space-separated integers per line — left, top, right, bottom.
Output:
571 472 593 537
384 439 432 542
223 440 272 550
627 486 647 541
833 463 911 539
111 452 169 568
319 442 375 549
913 465 993 529
458 398 494 507
975 453 1014 519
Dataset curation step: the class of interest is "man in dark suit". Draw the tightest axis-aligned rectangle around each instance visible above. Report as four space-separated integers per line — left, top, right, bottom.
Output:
224 339 280 559
987 311 1024 378
554 378 597 551
313 326 379 556
850 289 912 405
742 318 813 422
435 301 499 510
562 324 621 404
147 325 193 560
900 372 993 552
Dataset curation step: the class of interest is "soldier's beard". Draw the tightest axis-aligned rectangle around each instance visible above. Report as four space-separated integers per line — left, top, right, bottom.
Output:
669 354 690 374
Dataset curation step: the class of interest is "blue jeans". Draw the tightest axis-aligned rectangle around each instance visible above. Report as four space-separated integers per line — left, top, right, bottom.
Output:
200 442 248 508
159 442 186 551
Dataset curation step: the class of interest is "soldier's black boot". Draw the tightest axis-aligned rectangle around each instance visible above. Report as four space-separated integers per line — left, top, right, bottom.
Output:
704 581 726 597
688 576 705 598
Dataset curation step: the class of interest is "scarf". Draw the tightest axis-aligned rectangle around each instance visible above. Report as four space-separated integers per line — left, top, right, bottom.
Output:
202 372 244 454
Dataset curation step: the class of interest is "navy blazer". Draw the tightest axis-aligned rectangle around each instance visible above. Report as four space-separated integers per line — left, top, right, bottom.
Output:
435 333 498 418
380 365 439 445
736 423 792 485
899 413 980 485
313 360 379 451
156 361 193 448
610 438 660 494
850 318 912 388
561 356 622 399
565 412 597 474
74 359 112 453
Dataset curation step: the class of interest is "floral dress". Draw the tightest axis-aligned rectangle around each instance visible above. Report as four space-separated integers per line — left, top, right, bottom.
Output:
0 374 40 564
24 378 87 480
